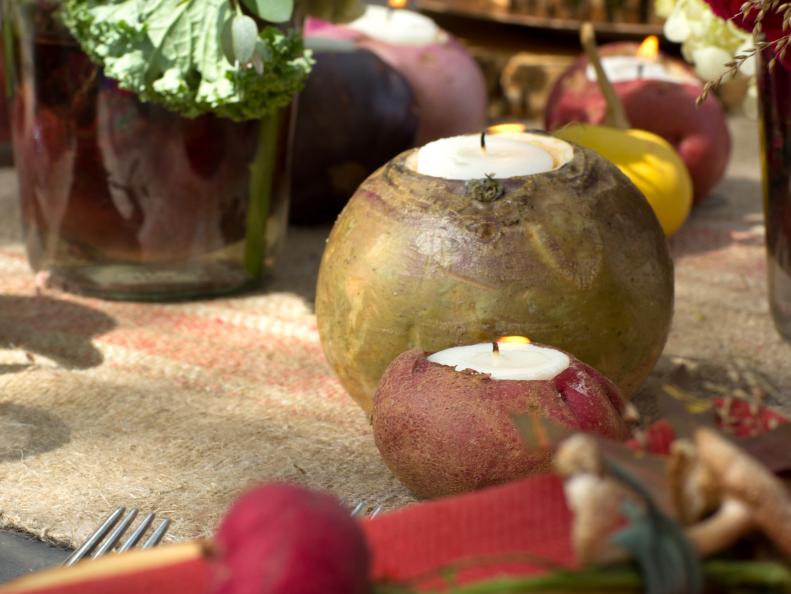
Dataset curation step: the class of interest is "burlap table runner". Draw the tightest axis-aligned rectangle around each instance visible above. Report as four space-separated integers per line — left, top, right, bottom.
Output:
0 173 413 546
1 116 789 548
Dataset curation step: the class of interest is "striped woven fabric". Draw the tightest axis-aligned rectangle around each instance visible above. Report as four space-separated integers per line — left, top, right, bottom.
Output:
0 168 413 547
1 116 790 549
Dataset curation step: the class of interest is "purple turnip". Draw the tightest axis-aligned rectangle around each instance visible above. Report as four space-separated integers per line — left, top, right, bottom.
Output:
290 48 417 224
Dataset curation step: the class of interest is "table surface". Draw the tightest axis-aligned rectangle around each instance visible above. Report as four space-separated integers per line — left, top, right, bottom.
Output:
1 114 790 584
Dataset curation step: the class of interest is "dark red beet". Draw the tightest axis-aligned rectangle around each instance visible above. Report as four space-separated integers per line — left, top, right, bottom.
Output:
213 483 371 594
290 48 417 225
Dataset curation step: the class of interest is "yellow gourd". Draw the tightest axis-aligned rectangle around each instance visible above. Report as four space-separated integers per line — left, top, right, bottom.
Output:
553 23 692 236
554 124 692 236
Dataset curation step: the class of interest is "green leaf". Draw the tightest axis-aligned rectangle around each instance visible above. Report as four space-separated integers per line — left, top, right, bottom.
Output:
221 16 235 65
60 0 313 120
605 461 703 594
230 14 258 64
241 0 294 23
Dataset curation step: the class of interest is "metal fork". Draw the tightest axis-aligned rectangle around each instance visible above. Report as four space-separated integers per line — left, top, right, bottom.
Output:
350 501 383 518
62 507 171 567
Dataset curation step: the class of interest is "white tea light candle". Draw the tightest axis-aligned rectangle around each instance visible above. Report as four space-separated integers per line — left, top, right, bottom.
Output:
347 5 444 46
413 132 572 180
428 341 570 380
585 57 686 84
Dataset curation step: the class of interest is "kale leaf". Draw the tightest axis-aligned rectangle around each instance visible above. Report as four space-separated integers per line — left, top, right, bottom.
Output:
60 0 313 121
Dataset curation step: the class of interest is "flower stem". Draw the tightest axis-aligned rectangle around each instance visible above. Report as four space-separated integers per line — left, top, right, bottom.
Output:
244 112 279 278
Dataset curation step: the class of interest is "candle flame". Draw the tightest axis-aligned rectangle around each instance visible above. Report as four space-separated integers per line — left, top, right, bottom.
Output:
497 336 531 344
388 0 408 9
487 123 527 136
636 35 659 60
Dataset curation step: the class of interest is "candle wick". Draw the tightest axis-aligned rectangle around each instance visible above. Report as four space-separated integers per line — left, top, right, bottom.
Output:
637 62 644 79
480 131 486 153
386 7 394 22
492 341 500 355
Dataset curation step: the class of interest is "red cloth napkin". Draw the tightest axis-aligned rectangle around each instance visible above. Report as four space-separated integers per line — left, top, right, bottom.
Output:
362 473 576 589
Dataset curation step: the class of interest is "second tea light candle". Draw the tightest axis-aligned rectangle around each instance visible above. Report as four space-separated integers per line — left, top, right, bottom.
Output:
346 5 443 46
428 341 571 380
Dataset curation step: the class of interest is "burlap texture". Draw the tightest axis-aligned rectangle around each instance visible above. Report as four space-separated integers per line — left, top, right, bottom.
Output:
0 116 789 548
0 166 413 546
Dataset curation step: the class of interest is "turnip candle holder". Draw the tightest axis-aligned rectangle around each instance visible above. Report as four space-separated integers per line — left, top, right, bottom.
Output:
315 130 674 413
544 40 730 204
371 342 630 498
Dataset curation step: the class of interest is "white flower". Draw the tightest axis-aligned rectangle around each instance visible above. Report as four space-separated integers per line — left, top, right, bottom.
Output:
655 0 758 115
664 2 691 42
655 0 751 81
692 46 736 79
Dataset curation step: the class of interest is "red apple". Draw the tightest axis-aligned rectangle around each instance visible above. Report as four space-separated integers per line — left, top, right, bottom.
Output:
372 347 630 499
545 43 731 204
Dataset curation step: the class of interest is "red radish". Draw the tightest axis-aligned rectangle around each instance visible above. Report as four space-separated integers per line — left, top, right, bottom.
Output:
213 484 371 594
359 36 486 144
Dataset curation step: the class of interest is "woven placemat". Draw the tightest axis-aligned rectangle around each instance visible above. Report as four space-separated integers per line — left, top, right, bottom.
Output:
1 116 790 549
0 170 413 546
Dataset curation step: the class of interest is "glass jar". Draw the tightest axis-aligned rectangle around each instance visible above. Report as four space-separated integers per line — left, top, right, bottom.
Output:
4 1 293 300
0 47 12 164
757 44 791 340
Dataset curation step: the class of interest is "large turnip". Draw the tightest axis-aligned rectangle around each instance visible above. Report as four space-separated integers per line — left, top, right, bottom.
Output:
316 133 674 413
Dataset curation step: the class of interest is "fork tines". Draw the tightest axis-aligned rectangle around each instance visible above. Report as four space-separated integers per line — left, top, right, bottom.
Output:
63 507 171 567
350 502 383 518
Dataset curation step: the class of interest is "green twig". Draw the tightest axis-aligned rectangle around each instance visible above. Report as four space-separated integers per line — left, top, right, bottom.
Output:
374 561 791 594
